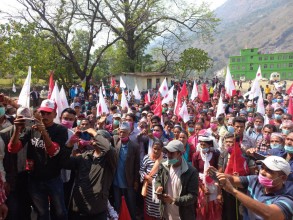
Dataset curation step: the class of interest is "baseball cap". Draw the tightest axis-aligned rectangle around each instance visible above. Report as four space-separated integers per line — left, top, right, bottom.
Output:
259 156 291 176
164 140 184 152
73 103 81 108
38 99 56 112
142 110 148 115
119 121 130 131
113 113 122 118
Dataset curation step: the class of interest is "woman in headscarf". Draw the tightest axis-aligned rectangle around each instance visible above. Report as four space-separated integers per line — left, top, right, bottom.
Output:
192 129 221 220
139 139 164 220
178 130 195 165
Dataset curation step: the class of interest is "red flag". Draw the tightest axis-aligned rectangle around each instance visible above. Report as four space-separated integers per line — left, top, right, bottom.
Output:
200 84 209 102
179 81 188 97
144 90 150 104
224 142 249 176
119 196 131 220
153 93 162 117
111 77 116 87
48 71 54 99
287 82 293 97
288 97 293 116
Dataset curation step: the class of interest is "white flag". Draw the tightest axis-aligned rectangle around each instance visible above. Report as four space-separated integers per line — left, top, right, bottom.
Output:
120 76 126 89
114 93 118 100
102 82 106 96
216 96 225 117
127 90 132 101
179 101 190 123
257 93 265 115
12 83 16 93
255 65 262 81
249 79 262 100
190 81 198 100
158 78 168 98
50 82 63 123
18 66 31 108
121 89 129 110
97 87 109 116
162 85 174 104
133 85 141 100
225 66 236 96
60 86 69 110
173 91 179 114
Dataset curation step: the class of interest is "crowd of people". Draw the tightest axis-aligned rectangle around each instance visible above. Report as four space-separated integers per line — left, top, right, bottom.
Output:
0 77 292 220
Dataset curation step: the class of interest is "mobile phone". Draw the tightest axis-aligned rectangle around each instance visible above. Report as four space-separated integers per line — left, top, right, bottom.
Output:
24 118 35 128
253 152 266 160
154 192 162 195
208 170 220 183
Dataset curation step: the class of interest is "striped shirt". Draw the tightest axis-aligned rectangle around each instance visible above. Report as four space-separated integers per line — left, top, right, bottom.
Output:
139 155 161 218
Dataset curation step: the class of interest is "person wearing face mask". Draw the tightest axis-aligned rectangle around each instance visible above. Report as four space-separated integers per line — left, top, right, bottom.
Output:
208 156 293 220
147 125 169 155
267 133 286 157
283 132 293 182
179 131 195 165
280 120 293 137
207 117 220 140
104 113 121 136
125 113 140 145
192 130 221 220
246 124 276 157
245 101 255 113
273 107 284 131
246 114 264 146
155 140 198 220
112 122 140 220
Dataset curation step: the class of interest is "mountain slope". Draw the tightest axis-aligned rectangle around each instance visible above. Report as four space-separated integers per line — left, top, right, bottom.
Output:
193 0 293 74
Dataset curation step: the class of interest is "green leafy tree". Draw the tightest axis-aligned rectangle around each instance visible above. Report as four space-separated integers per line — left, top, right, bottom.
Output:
175 47 213 79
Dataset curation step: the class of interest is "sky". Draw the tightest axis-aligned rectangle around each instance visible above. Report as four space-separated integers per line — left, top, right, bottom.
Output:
2 0 227 14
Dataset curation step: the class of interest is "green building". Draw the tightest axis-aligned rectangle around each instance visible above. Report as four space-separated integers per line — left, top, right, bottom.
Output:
229 48 293 80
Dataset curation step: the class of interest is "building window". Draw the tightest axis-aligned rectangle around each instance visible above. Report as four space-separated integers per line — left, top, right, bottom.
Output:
251 49 254 52
237 58 240 62
147 78 152 89
284 63 287 68
232 66 236 70
250 56 253 59
278 55 282 60
288 73 292 77
231 58 235 62
277 64 281 68
270 64 274 68
242 66 245 70
270 56 274 60
289 63 293 67
264 56 268 60
264 64 268 69
283 55 288 59
242 57 246 62
259 57 262 61
250 67 253 70
237 66 240 70
289 55 293 59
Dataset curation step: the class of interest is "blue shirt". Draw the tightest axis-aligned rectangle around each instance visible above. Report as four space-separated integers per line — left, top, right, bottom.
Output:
239 175 293 220
113 143 128 188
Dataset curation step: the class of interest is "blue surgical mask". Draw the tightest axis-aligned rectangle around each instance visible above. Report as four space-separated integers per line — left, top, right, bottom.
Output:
202 109 208 113
274 114 282 120
188 127 194 133
284 145 293 153
247 107 253 113
167 158 179 166
270 143 282 149
238 99 244 103
113 120 120 126
277 99 282 103
227 126 234 133
282 129 290 135
254 124 263 130
0 107 5 117
201 148 210 154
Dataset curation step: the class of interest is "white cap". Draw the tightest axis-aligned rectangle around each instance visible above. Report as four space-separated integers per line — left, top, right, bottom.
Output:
38 99 56 112
164 140 184 152
260 156 291 176
113 113 121 118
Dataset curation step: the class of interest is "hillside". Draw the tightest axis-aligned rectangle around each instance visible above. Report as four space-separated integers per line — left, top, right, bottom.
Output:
193 0 293 74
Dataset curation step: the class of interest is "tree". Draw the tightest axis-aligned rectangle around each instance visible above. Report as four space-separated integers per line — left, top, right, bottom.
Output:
175 47 213 79
3 0 218 89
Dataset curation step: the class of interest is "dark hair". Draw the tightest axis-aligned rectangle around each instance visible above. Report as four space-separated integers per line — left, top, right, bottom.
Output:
195 122 204 128
61 108 76 117
151 115 161 122
164 120 174 127
187 120 195 126
254 114 264 123
152 138 164 148
110 105 117 111
224 133 235 139
263 124 277 132
179 130 188 137
153 124 163 131
232 117 246 125
173 125 182 131
126 113 136 121
283 113 293 120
